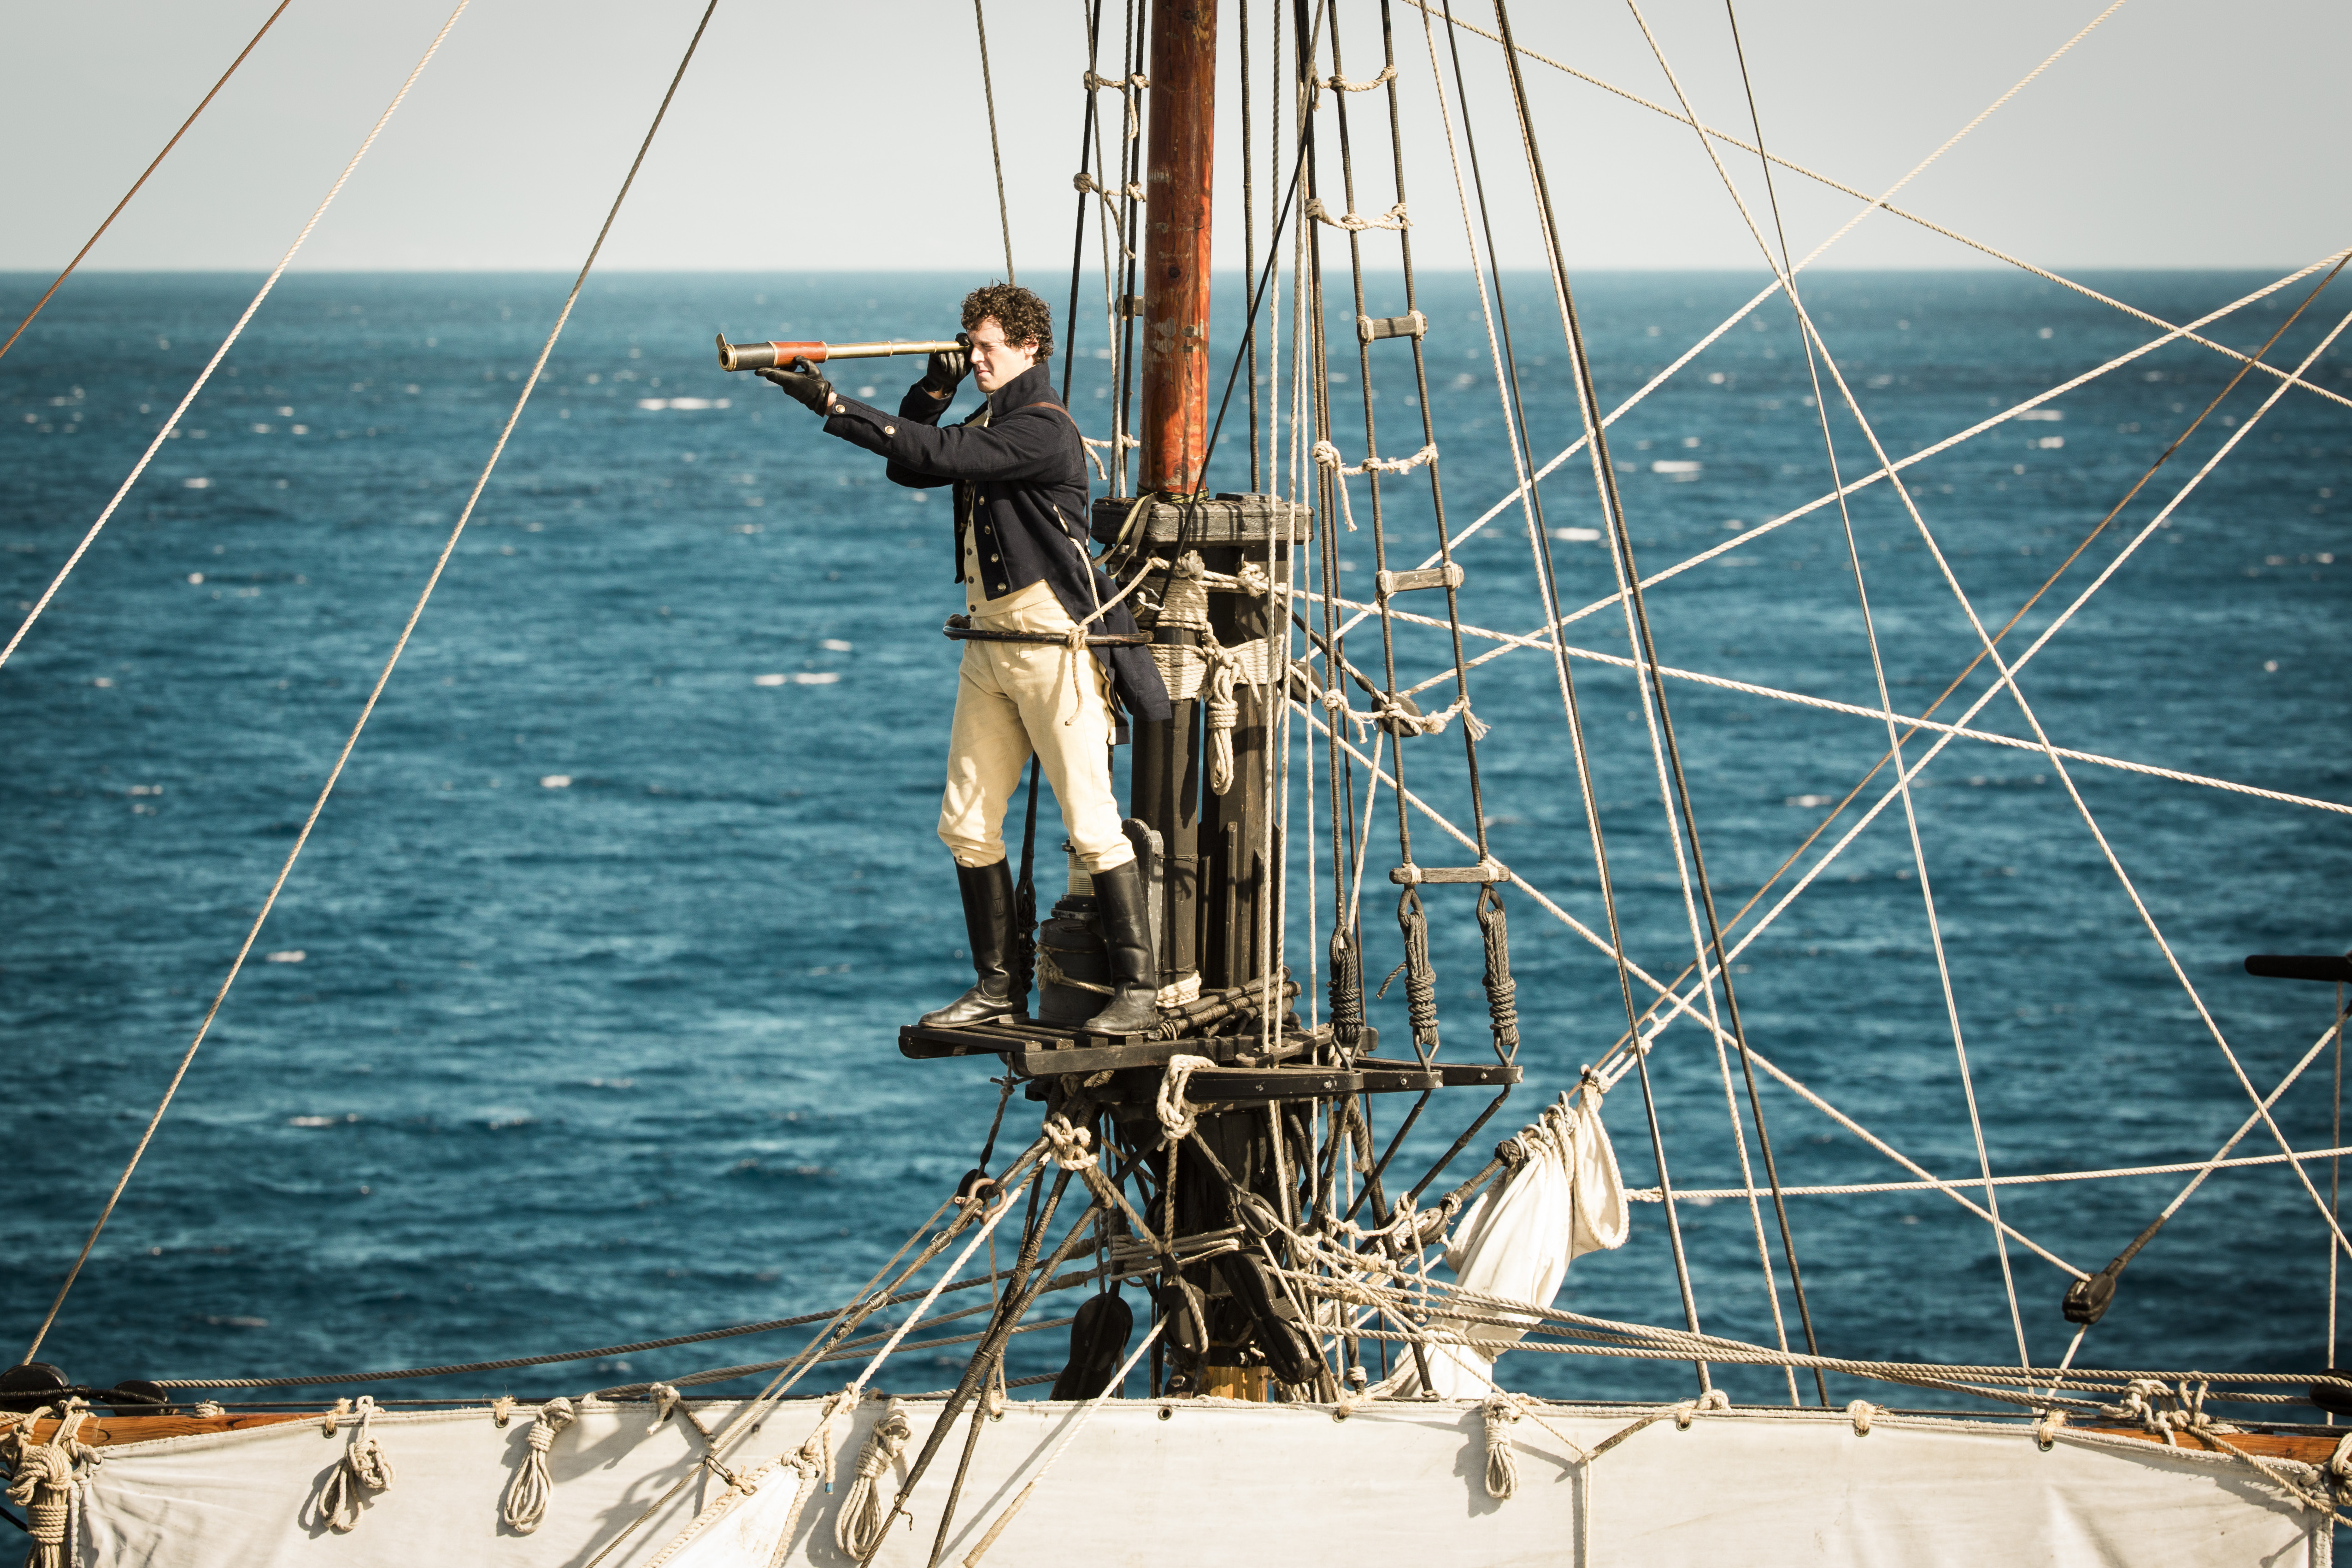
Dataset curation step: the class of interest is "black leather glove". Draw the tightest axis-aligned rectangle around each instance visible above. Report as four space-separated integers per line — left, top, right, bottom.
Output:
921 335 970 398
757 357 834 414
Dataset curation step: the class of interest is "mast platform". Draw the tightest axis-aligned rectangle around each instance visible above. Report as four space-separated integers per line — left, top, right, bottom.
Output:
897 1015 1518 1095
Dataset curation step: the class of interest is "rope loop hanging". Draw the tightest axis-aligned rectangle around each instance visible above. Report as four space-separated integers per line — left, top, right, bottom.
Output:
1480 1396 1522 1498
1205 656 1243 795
1156 1055 1219 1144
1309 439 1438 533
500 1395 576 1535
1080 68 1149 144
1477 884 1521 1059
1329 925 1366 1053
1071 171 1145 260
1395 886 1441 1051
312 1395 396 1535
834 1399 914 1559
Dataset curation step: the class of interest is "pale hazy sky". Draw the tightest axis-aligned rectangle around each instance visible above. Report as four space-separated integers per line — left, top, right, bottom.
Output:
1 0 2340 277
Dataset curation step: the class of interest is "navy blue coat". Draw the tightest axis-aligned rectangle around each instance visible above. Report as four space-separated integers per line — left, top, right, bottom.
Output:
818 362 1170 724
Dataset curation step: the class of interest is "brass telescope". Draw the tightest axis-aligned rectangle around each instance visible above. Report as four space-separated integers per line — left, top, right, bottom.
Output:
714 334 964 372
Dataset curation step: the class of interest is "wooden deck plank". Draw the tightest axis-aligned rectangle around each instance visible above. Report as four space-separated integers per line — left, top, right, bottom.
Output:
25 1411 313 1446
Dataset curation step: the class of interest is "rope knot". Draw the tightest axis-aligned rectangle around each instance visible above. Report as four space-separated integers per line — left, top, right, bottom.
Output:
1323 64 1399 93
2034 1408 2069 1451
1673 1388 1730 1429
1154 1054 1218 1144
7 1444 78 1559
649 1384 683 1429
1846 1399 1879 1436
524 1398 573 1453
1043 1114 1097 1171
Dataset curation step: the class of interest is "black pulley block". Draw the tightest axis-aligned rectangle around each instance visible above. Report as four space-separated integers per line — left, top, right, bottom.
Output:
1051 1291 1135 1401
0 1362 72 1413
103 1379 176 1417
2245 953 2352 983
2061 1265 2119 1327
2310 1371 2352 1415
1220 1251 1320 1387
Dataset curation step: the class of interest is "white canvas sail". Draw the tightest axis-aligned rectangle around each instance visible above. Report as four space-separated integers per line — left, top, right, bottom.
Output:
69 1398 2328 1567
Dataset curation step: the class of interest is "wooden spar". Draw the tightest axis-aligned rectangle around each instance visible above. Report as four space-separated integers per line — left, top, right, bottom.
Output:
1138 0 1217 495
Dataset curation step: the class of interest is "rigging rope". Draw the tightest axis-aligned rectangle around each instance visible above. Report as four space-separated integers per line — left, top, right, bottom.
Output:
1301 599 2352 819
1558 275 2352 1099
1343 249 2350 665
1637 1142 2352 1202
0 0 295 367
1497 0 1817 1400
974 0 1016 281
1426 0 1710 1385
20 0 717 1367
0 0 469 679
1296 701 2092 1279
1764 254 2352 1286
1386 3 2345 416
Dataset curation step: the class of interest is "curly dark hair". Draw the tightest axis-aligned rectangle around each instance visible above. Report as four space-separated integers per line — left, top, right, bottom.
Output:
961 282 1054 364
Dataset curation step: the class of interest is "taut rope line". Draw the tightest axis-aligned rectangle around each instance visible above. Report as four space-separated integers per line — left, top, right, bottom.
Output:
974 0 1015 282
1625 0 1996 1377
1486 254 2352 1092
0 0 296 366
1341 252 2348 660
1294 703 2090 1279
1295 594 2352 818
1638 1142 2352 1202
1391 0 2347 416
1424 0 1712 1385
0 0 470 678
20 0 723 1366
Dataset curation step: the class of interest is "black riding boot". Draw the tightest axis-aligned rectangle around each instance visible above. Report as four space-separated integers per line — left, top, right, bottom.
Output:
919 861 1026 1028
1081 857 1158 1036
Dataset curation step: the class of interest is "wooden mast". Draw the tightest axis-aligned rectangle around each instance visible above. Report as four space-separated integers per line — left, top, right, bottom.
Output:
1137 0 1217 496
1130 0 1298 1404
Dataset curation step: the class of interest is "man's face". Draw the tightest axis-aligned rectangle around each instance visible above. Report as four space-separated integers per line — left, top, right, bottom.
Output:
966 318 1038 393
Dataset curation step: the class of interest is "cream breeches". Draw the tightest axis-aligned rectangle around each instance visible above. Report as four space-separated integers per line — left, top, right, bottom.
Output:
938 633 1134 874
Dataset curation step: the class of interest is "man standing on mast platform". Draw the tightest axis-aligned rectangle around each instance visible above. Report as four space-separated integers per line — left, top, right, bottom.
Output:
759 283 1170 1035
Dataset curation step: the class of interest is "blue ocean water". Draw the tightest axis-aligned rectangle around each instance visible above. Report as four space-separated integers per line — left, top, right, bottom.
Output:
2 270 2347 1414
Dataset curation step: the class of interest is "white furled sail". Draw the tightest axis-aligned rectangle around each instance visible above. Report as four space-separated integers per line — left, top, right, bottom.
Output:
1397 1089 1630 1398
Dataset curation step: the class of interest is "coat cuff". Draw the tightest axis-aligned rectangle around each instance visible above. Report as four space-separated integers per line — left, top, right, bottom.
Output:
820 395 906 458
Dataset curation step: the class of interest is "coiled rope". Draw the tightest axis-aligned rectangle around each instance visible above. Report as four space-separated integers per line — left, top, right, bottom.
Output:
310 1395 395 1535
833 1399 913 1559
1389 887 1440 1052
1480 1396 1520 1498
1477 885 1519 1058
500 1396 577 1535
